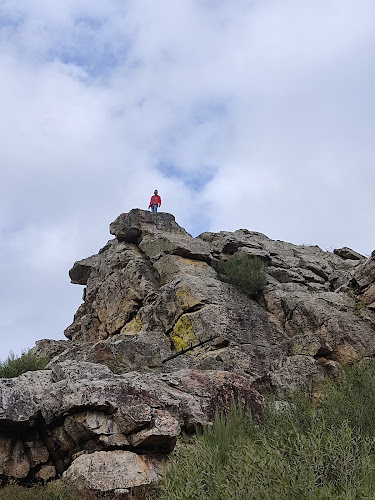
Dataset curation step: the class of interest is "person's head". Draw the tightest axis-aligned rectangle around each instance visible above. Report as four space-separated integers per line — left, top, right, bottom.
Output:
154 190 158 195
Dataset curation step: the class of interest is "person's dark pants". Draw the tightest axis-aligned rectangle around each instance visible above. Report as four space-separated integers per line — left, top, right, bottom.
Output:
151 204 158 212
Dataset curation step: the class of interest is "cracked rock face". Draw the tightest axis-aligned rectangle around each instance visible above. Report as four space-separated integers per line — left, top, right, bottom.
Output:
3 209 375 495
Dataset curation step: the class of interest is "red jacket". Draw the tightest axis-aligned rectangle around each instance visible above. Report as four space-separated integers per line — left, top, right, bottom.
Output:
149 195 161 207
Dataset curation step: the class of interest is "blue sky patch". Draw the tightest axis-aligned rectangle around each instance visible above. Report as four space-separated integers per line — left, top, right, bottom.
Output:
50 44 123 78
192 100 228 126
0 11 25 30
157 162 217 192
46 17 130 78
75 16 104 31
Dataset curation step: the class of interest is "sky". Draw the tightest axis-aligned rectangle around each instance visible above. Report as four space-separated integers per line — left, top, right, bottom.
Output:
1 0 375 361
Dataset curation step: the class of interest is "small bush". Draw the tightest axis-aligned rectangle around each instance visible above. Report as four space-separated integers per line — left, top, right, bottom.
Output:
0 350 50 378
216 253 267 297
318 361 375 436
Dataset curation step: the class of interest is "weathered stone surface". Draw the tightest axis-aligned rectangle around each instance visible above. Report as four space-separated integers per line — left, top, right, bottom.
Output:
48 333 166 374
0 370 53 425
63 450 163 495
285 333 333 358
199 229 353 279
65 246 160 341
198 229 270 255
261 285 375 363
40 362 263 428
139 232 212 263
0 437 31 479
35 465 56 481
128 410 180 452
122 270 286 378
267 355 324 392
30 339 69 360
154 255 216 284
353 258 375 294
25 439 50 467
64 303 102 342
69 240 145 288
92 261 159 337
360 284 375 309
334 247 365 260
69 254 102 285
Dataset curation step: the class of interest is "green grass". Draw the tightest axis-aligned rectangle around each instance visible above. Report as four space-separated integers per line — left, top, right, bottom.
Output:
149 362 375 500
216 253 267 298
0 481 99 500
0 350 50 378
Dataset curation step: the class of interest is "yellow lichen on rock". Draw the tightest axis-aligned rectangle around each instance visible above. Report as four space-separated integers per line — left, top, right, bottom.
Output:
170 315 198 351
175 285 202 312
182 257 210 269
332 342 359 364
121 316 143 335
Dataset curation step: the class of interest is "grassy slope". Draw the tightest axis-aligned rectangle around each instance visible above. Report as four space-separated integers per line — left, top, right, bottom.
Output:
149 362 375 500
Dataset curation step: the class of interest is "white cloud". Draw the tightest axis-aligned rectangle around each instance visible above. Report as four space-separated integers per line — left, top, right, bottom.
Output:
1 0 375 360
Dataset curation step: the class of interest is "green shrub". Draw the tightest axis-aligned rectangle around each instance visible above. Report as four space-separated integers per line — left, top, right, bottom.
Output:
318 361 375 436
149 363 375 500
216 253 267 297
0 350 50 378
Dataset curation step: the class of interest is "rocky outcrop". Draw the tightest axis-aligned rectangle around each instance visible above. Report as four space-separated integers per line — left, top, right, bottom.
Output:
0 360 262 494
64 210 375 386
2 209 375 495
30 339 69 360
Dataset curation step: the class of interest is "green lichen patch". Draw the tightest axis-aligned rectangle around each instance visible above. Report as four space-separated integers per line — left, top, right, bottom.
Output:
170 316 198 352
121 316 143 335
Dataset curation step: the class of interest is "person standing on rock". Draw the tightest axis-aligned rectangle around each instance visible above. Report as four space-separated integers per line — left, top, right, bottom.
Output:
148 190 161 212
